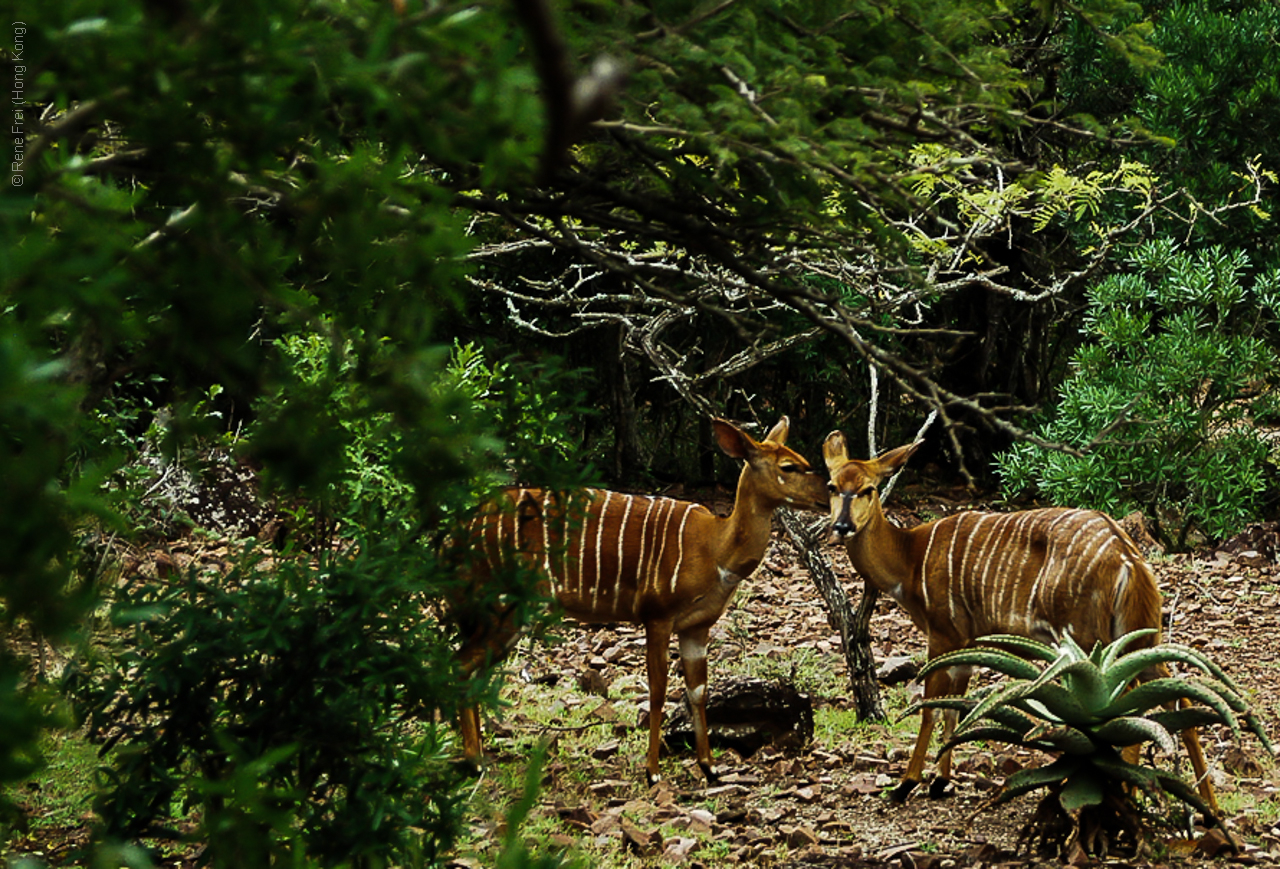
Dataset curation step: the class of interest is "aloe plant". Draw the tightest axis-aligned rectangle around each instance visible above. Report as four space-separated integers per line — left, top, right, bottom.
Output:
907 630 1274 858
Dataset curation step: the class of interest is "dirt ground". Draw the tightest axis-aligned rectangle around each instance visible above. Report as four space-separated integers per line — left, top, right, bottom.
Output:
476 495 1280 869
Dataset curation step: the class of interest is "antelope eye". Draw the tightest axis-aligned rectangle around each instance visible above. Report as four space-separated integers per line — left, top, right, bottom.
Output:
826 483 837 494
780 464 805 474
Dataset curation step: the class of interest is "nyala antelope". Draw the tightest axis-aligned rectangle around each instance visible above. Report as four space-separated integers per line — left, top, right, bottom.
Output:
453 417 829 783
822 432 1216 812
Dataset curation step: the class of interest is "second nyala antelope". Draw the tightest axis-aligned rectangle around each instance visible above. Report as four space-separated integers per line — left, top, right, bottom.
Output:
822 432 1216 811
454 417 829 783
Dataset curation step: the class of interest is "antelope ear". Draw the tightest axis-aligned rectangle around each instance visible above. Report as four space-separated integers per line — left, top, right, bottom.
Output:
873 442 921 477
712 418 755 460
763 416 790 444
822 430 850 473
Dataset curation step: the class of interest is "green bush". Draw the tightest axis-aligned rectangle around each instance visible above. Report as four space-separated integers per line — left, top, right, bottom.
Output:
997 241 1280 546
65 537 467 867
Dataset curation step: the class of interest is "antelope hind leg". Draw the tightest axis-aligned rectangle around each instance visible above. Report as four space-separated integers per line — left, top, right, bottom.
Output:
644 620 675 785
679 625 717 783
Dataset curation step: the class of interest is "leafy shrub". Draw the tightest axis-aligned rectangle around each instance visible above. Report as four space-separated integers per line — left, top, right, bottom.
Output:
910 630 1272 858
997 242 1280 546
65 537 470 867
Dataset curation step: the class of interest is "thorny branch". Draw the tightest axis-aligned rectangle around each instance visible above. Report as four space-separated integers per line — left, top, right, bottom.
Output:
460 157 1269 476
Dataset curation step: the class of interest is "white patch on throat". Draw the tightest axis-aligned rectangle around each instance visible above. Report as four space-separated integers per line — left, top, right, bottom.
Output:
718 566 743 588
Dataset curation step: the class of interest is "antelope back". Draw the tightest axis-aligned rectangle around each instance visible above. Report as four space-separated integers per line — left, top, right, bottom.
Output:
465 486 717 624
909 507 1162 651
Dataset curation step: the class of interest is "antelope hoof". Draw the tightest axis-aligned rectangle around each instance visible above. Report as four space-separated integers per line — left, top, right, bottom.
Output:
889 778 920 803
453 755 484 779
699 761 720 785
927 776 955 800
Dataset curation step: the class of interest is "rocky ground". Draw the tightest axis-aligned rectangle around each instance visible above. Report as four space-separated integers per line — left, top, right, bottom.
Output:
465 497 1280 869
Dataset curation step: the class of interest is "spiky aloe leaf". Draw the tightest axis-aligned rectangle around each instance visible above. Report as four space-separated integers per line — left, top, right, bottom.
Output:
902 696 976 716
957 677 1043 732
908 697 1036 735
1098 677 1241 737
1242 711 1277 756
918 646 1041 681
990 756 1080 807
1101 644 1239 704
940 724 1032 753
1159 642 1248 693
1148 706 1227 736
1059 766 1106 811
1091 716 1177 754
1054 630 1089 660
1091 754 1217 821
1022 723 1097 755
1048 658 1110 712
975 633 1061 663
1099 628 1160 671
1020 682 1101 727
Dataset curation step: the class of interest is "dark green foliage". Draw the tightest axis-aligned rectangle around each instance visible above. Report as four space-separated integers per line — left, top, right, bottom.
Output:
1062 0 1280 257
4 0 576 862
997 241 1280 545
66 539 467 867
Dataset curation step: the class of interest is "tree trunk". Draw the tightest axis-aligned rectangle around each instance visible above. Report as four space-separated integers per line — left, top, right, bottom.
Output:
778 510 885 722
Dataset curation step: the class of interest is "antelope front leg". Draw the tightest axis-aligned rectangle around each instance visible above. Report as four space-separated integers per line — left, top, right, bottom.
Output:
643 620 675 785
459 704 484 769
893 666 956 802
679 624 717 783
930 666 971 799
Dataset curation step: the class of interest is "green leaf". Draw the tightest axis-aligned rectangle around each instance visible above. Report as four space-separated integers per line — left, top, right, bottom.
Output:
1091 716 1177 754
1023 683 1102 727
992 757 1079 806
918 646 1041 681
1097 678 1240 735
976 634 1061 663
1059 767 1106 811
1050 658 1110 712
1099 628 1159 671
1147 707 1226 736
1024 724 1097 755
1101 643 1234 701
942 725 1034 752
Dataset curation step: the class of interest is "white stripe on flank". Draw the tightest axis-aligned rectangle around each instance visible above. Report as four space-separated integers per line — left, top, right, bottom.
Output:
592 491 614 612
1027 511 1077 613
918 522 943 619
944 516 963 613
1113 560 1133 635
574 489 596 596
962 514 997 613
631 496 656 618
613 494 635 615
1077 526 1115 593
649 499 675 597
956 514 988 615
670 504 694 595
998 512 1036 626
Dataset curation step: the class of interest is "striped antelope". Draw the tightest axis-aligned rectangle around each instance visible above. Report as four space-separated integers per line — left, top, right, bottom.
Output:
822 432 1216 810
454 417 829 783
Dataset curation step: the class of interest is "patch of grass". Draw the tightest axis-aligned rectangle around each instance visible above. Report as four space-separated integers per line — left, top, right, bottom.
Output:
9 731 99 829
729 646 848 700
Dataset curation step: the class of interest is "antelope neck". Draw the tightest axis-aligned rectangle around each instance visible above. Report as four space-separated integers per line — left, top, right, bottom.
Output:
846 499 920 599
712 466 777 578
